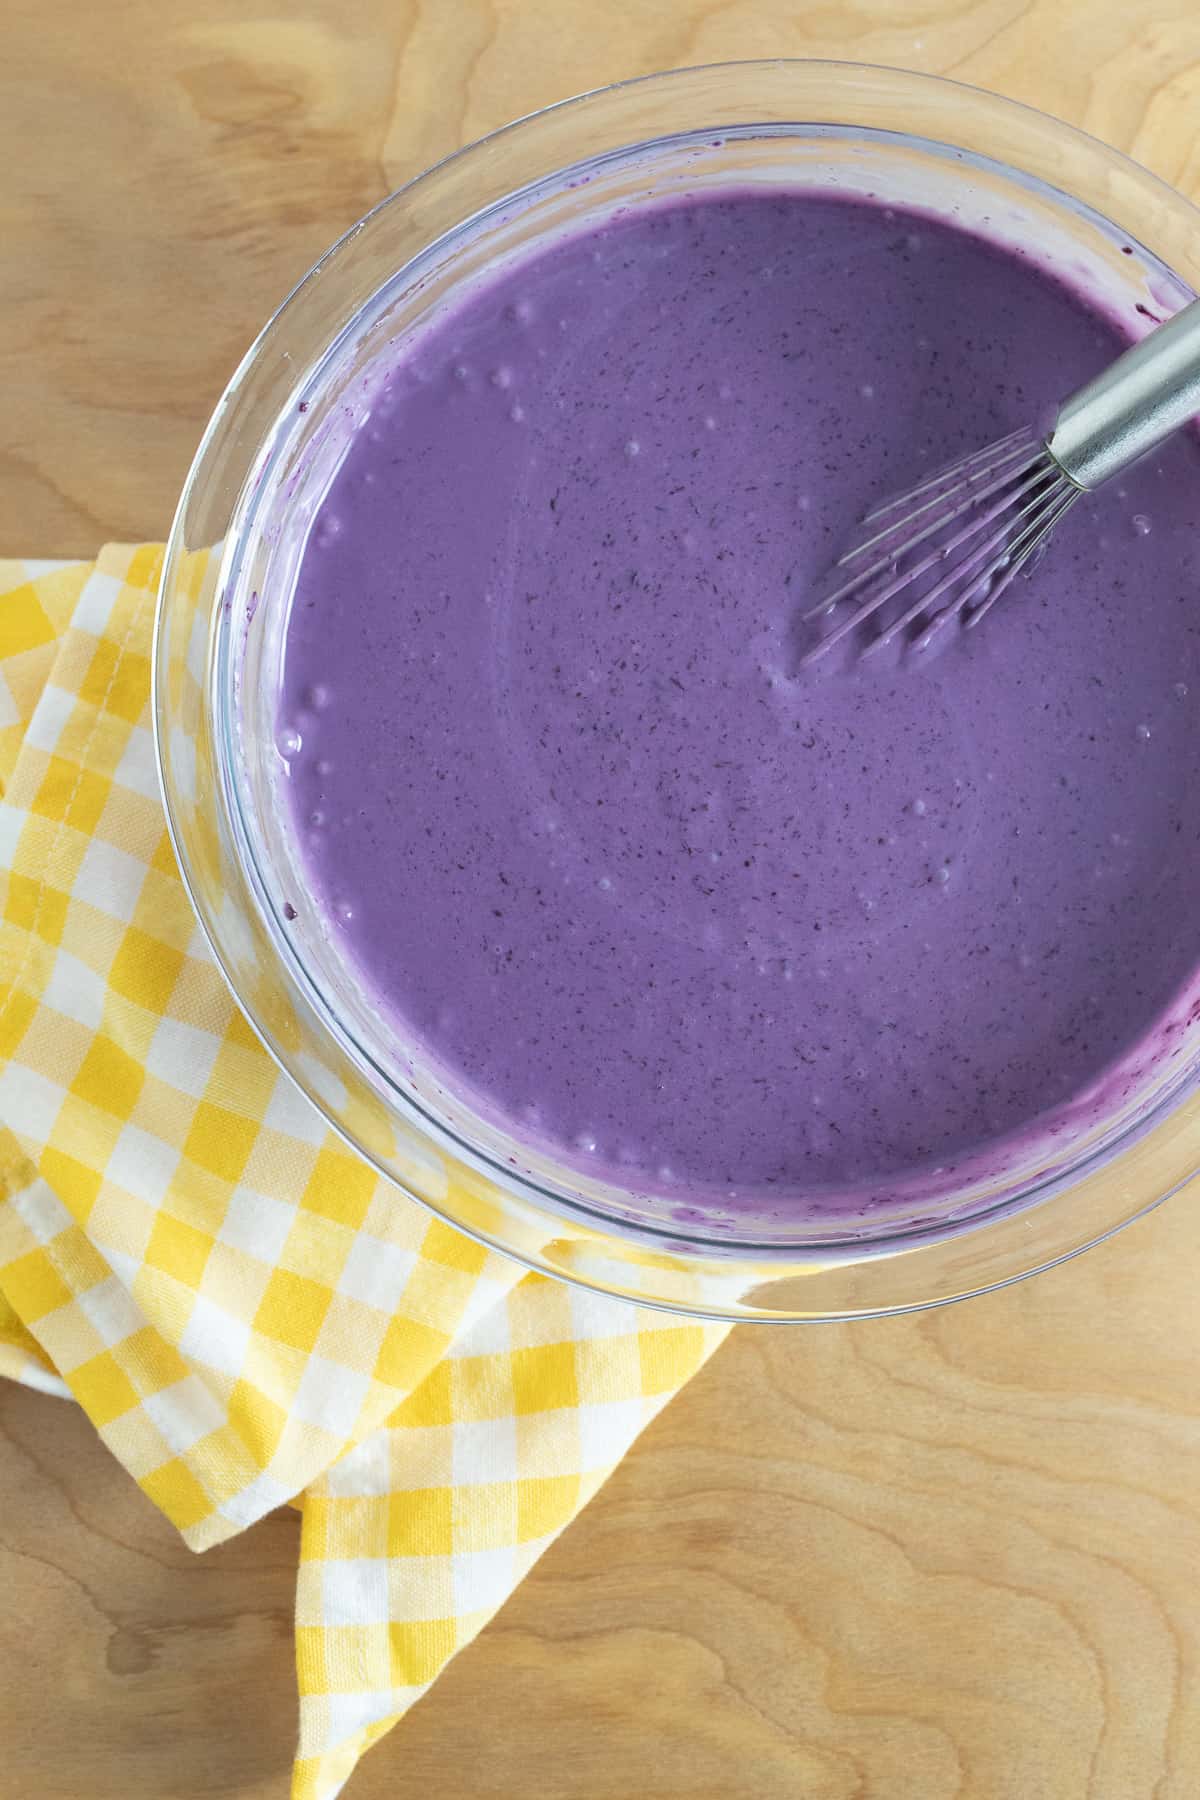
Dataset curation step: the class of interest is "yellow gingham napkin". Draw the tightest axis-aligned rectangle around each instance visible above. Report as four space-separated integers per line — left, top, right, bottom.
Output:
0 545 728 1799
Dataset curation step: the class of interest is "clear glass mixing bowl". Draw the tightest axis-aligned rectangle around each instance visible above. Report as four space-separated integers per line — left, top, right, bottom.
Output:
155 60 1200 1321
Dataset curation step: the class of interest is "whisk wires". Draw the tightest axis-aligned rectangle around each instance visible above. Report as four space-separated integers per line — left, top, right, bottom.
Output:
802 430 1081 663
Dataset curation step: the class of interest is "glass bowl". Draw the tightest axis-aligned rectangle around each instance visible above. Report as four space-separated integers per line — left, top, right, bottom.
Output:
154 59 1200 1322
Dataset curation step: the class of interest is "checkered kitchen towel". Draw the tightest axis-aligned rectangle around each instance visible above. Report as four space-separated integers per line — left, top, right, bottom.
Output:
0 545 728 1800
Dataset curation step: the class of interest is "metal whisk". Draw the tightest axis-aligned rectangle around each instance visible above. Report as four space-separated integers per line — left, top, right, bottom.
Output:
803 296 1200 662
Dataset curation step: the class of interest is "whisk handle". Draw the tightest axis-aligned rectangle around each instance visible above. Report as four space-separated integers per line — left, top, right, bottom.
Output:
1047 296 1200 490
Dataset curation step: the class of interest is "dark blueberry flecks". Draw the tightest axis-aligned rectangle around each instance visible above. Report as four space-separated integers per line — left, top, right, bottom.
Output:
276 189 1200 1215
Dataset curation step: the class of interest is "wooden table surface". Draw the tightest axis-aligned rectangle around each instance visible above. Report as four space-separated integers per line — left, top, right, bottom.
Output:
4 2 1200 1796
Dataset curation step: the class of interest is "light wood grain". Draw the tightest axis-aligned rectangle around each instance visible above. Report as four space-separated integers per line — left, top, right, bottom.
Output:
6 0 1200 557
5 1189 1200 1799
4 2 1200 1796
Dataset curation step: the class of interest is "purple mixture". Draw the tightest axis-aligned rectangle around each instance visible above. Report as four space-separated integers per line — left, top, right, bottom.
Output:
277 190 1200 1210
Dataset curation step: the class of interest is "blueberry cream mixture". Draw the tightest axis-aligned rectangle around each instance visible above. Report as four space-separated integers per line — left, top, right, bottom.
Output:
276 189 1200 1216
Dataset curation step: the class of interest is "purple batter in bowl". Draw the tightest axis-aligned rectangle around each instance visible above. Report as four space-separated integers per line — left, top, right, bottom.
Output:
155 62 1200 1320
